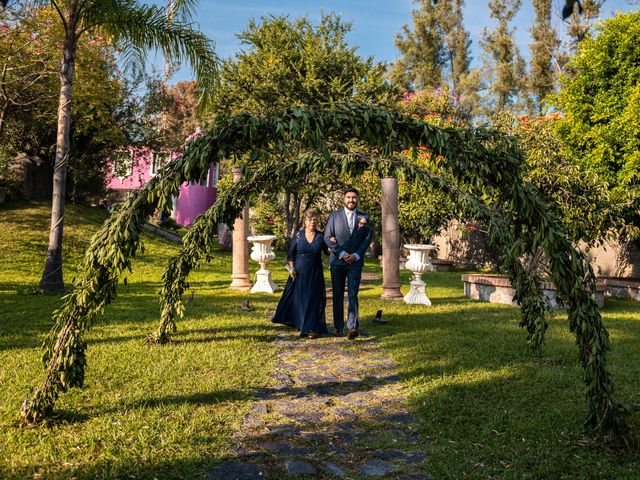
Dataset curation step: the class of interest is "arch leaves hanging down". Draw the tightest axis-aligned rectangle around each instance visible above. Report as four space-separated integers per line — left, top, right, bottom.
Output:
21 104 628 437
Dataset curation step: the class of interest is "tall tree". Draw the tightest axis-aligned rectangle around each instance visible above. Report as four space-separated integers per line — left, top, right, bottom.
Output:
391 1 479 118
528 0 561 112
0 5 51 136
214 13 391 115
213 13 394 240
565 0 605 48
2 0 218 292
140 77 202 148
390 0 444 90
480 0 527 114
1 5 137 203
391 0 473 93
434 0 471 93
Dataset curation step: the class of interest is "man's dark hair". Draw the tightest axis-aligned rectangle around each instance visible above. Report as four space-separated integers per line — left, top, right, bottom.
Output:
344 187 359 197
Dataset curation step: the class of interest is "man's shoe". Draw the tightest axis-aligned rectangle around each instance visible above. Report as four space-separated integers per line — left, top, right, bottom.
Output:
308 332 319 339
348 329 359 340
335 329 344 337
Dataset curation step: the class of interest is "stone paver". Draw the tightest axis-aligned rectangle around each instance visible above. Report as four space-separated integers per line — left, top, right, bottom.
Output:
208 272 429 478
204 460 264 479
359 458 396 477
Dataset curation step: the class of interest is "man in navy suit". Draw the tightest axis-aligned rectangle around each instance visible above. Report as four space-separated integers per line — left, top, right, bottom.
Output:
324 188 371 339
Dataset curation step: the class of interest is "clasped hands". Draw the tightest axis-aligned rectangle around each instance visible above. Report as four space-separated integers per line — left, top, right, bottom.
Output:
342 253 357 264
329 236 356 264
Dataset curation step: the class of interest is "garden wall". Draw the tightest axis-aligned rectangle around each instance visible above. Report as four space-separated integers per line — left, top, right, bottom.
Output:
433 221 640 278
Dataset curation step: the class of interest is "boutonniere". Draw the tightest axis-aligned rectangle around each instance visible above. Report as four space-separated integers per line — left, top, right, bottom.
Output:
357 215 368 229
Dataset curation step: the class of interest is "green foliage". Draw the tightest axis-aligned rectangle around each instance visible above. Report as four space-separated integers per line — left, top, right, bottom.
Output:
494 112 631 245
213 13 394 116
480 0 528 114
390 0 445 90
529 0 561 112
0 202 278 479
395 87 464 243
212 12 395 241
20 103 629 441
250 197 287 239
554 10 640 227
390 0 477 118
84 0 219 111
0 6 128 201
137 77 204 149
564 0 604 46
0 143 21 195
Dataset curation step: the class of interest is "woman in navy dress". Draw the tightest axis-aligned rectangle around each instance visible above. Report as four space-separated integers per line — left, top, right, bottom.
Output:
272 209 329 338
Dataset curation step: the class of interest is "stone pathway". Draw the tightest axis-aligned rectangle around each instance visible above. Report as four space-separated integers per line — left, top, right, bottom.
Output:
206 276 429 479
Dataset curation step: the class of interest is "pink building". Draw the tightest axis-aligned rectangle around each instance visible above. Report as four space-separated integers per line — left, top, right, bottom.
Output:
106 146 218 227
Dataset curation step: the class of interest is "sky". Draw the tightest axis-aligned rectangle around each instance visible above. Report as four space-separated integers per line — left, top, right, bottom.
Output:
162 0 639 83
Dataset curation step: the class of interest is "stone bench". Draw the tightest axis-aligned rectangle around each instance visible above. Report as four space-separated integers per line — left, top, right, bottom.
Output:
461 274 605 309
430 258 454 272
599 277 640 301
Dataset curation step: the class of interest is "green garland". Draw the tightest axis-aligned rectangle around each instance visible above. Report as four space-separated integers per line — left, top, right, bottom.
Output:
20 104 628 437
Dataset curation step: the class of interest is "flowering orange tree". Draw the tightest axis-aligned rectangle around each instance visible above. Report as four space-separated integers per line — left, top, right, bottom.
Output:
394 87 465 243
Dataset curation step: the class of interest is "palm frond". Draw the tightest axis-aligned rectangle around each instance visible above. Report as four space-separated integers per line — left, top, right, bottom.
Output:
167 0 199 21
82 0 218 111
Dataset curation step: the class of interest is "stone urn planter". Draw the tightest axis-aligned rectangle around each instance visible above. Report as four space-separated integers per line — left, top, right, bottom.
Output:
247 235 279 293
403 244 437 305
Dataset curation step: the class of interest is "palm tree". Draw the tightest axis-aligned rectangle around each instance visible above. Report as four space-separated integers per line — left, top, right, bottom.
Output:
23 0 217 291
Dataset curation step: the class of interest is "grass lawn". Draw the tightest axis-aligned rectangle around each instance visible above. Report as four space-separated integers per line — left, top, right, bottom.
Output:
359 267 640 478
1 201 640 479
0 202 280 479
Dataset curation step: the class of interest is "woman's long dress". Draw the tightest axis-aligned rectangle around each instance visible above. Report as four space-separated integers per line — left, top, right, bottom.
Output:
271 229 328 335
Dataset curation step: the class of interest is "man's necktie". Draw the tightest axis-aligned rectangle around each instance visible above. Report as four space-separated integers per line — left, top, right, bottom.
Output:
348 211 354 233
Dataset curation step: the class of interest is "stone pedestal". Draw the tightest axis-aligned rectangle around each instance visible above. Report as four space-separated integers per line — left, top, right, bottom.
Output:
230 167 251 290
403 244 436 305
247 235 279 293
381 177 403 300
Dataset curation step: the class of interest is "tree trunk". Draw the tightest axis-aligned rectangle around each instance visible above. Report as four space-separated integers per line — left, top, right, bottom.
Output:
0 101 7 136
284 190 292 241
39 28 76 292
292 191 300 235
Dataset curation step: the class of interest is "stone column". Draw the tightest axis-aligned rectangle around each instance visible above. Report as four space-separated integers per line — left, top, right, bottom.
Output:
230 167 251 290
381 177 403 299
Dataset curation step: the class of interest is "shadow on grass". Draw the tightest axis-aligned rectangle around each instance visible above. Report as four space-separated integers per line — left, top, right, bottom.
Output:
9 447 223 480
360 291 640 477
101 388 255 416
0 279 277 351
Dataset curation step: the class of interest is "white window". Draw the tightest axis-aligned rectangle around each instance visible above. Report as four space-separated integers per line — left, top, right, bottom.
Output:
151 151 170 176
200 168 210 186
213 163 220 188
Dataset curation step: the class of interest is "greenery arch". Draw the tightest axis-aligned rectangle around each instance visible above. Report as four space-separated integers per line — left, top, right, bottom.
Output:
21 104 628 437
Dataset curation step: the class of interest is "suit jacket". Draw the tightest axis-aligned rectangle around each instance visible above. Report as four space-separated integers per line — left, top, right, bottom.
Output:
324 208 371 266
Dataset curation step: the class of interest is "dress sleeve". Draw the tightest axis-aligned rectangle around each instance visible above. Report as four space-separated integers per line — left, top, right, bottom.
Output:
287 232 299 262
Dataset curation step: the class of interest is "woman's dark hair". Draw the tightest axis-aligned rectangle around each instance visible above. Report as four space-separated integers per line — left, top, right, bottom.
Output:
344 187 359 196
